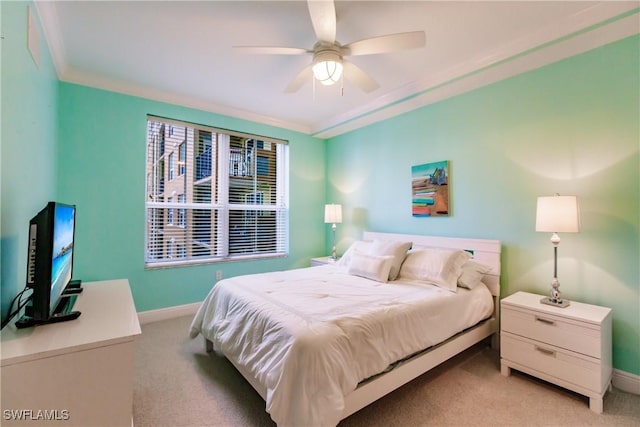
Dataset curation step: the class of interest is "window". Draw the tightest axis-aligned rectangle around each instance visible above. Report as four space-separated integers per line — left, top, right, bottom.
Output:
177 244 186 259
168 153 175 181
167 196 174 225
178 194 186 228
167 238 175 259
145 116 289 267
178 143 186 176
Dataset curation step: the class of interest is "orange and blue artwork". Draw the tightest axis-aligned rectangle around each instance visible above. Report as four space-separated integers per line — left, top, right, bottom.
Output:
411 160 449 217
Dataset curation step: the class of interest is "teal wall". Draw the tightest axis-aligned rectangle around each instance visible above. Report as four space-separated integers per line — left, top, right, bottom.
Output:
1 1 637 377
56 83 326 312
1 1 59 319
326 36 640 375
1 1 326 320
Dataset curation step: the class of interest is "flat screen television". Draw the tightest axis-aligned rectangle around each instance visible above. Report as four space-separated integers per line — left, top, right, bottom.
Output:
16 202 81 328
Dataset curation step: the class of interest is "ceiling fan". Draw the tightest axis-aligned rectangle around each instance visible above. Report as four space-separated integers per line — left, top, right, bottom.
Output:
233 0 426 93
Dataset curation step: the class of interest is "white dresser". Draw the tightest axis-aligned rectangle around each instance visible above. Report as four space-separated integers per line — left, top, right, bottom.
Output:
1 279 141 426
500 291 612 413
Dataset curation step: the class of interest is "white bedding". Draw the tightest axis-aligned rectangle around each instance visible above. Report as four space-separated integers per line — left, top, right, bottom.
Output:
189 264 493 426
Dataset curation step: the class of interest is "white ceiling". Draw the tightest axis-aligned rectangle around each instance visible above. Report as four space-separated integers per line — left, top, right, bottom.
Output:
35 1 639 138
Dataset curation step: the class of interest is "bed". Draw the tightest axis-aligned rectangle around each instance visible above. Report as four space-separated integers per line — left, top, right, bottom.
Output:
190 232 501 426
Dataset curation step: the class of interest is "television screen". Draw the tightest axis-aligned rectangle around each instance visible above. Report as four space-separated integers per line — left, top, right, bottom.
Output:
50 204 75 316
19 202 78 326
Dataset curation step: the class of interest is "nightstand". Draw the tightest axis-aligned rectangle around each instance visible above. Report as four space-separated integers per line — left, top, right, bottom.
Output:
310 256 339 266
500 291 612 413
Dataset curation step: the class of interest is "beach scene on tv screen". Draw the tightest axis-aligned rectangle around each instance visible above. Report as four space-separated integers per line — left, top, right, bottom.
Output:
51 205 74 300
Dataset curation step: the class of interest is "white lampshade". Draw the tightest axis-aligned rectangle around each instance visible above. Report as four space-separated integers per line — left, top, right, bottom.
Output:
312 61 343 86
312 51 343 86
324 204 342 224
536 195 580 233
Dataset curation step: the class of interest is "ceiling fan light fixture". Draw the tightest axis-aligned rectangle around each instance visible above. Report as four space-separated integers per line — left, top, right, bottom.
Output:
236 0 427 94
312 51 343 86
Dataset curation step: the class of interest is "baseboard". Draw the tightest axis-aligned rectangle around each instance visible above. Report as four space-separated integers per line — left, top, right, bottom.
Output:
137 302 201 325
612 369 640 395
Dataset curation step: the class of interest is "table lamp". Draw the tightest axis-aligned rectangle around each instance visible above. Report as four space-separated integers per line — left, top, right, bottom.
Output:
535 194 580 307
324 204 342 260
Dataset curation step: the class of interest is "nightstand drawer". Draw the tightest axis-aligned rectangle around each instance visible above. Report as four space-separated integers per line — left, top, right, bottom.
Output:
502 306 601 358
501 332 603 392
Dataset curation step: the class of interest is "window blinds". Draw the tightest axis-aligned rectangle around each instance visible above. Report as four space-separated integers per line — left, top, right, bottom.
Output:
145 116 289 267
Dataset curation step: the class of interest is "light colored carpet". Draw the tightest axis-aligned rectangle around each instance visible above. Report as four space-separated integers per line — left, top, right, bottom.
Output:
133 315 640 426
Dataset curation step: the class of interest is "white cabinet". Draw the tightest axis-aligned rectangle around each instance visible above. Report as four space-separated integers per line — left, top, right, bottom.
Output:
1 279 141 426
500 291 612 413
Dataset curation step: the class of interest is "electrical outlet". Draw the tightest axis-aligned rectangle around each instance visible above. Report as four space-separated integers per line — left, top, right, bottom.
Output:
216 270 222 281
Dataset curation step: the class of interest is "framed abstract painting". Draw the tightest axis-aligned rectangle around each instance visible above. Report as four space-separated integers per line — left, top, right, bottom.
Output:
411 160 450 217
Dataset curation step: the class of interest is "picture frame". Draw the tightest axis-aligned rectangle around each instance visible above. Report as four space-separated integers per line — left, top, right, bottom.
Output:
411 160 450 217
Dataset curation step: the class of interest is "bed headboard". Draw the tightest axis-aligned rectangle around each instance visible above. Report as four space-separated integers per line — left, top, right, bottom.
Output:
362 232 501 297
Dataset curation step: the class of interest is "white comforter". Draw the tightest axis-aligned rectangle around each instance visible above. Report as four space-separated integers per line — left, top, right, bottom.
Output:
189 264 493 426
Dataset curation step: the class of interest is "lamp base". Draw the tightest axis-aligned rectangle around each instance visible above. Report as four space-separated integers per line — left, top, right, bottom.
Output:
540 296 570 308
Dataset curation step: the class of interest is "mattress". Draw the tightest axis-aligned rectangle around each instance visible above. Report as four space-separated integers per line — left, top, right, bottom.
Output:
189 264 493 426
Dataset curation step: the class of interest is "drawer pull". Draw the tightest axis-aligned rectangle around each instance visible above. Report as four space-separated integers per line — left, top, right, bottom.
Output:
535 316 556 326
535 346 556 357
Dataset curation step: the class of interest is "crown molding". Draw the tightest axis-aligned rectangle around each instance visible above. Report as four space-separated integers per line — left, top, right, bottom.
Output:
33 0 67 78
33 2 311 136
312 4 640 138
60 68 312 135
33 1 638 140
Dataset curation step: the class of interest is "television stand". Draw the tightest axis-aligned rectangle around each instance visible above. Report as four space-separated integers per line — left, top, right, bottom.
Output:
1 279 140 426
62 279 83 296
67 279 82 289
14 294 81 329
62 285 83 296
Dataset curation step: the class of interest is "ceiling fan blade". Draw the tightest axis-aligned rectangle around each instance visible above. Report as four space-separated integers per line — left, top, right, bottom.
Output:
343 31 426 56
343 61 379 93
284 64 313 93
307 0 336 44
233 46 309 55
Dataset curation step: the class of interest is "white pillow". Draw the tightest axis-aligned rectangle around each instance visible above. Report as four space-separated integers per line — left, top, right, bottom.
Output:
336 240 373 266
368 240 412 281
458 260 492 289
398 248 471 292
347 252 394 283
